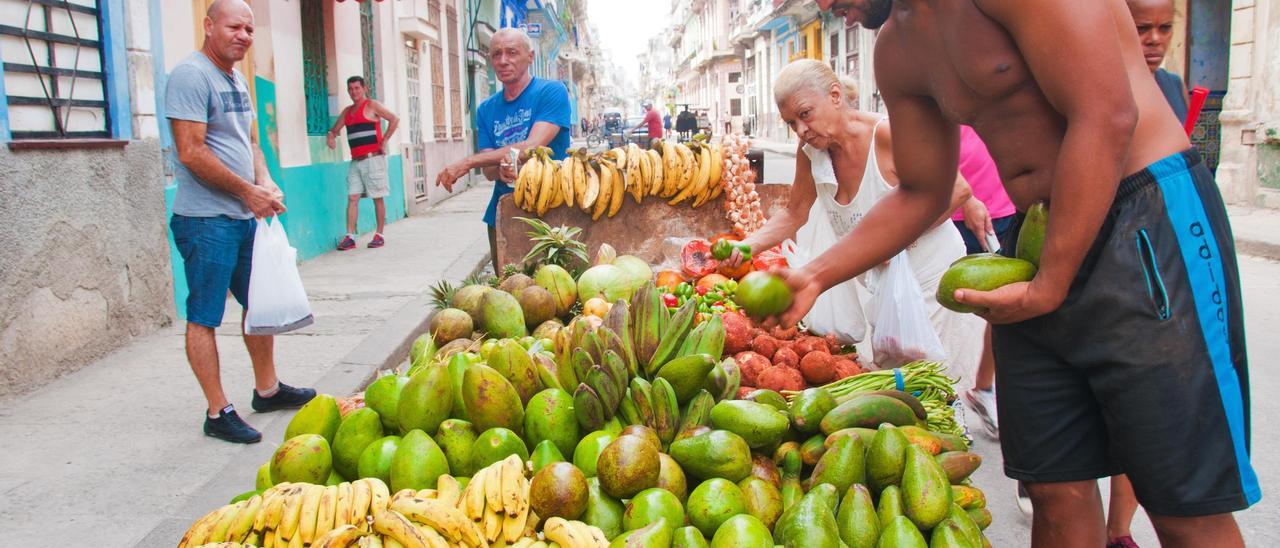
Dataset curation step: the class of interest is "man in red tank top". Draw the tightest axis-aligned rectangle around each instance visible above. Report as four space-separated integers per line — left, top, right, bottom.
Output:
327 76 399 250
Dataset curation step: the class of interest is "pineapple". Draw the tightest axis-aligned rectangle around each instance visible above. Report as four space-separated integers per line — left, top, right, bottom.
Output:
429 279 457 309
515 217 589 274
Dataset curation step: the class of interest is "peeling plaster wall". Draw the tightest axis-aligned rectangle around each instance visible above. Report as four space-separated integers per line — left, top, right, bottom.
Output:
0 139 172 398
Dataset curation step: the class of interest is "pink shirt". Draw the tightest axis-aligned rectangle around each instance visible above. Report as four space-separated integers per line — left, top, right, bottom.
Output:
952 125 1017 221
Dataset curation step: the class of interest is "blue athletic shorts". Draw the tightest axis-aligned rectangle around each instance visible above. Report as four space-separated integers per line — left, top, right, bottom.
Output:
170 214 256 328
993 149 1258 516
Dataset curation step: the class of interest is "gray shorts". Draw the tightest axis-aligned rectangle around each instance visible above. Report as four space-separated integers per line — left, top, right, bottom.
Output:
348 155 390 198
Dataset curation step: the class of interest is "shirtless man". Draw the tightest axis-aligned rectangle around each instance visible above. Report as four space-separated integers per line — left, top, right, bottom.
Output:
778 1 1256 545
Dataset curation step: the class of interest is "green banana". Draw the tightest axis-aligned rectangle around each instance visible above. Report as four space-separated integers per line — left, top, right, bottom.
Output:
587 366 622 415
572 348 596 389
679 314 725 358
601 350 630 397
629 377 656 427
648 298 698 376
532 354 564 392
676 389 715 441
630 281 666 371
574 383 607 431
651 377 680 446
618 390 643 425
603 299 638 376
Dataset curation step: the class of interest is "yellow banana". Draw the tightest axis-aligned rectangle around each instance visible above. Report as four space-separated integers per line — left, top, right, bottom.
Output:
435 474 461 508
390 496 484 547
708 143 724 190
315 485 338 540
464 468 488 521
515 155 538 210
227 494 262 543
560 157 576 209
178 504 228 548
524 152 544 211
288 526 305 548
357 534 385 548
691 145 714 208
543 517 592 548
572 153 587 206
367 478 391 517
312 524 366 548
523 509 542 538
646 149 664 196
608 161 625 217
251 487 279 534
536 156 556 215
245 530 263 546
349 478 373 529
581 161 600 211
662 142 679 196
636 146 652 199
383 536 406 548
510 539 536 548
592 159 612 221
416 524 450 548
279 485 306 541
502 456 523 517
390 489 418 510
372 509 433 548
334 482 353 528
668 145 699 205
208 500 245 543
580 520 610 546
298 483 324 543
413 489 437 500
502 505 529 544
483 504 502 543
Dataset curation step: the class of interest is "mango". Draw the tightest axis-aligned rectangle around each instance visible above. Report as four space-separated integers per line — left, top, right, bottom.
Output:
902 445 951 530
673 525 711 548
774 485 841 547
655 353 718 403
356 435 400 485
573 431 616 477
472 427 529 471
657 452 689 502
809 433 866 494
741 389 788 411
535 264 578 317
937 451 983 484
687 478 748 538
929 519 973 548
937 254 1037 313
820 394 917 434
531 439 567 473
490 339 543 405
409 333 437 366
255 462 272 491
899 425 944 456
530 461 589 520
935 432 970 453
331 407 385 479
877 515 927 548
809 482 841 514
1016 201 1048 268
389 429 449 492
623 487 685 533
283 393 342 444
749 454 781 488
709 514 772 548
877 485 904 529
397 363 452 435
446 352 480 421
866 423 911 493
790 387 837 434
584 477 627 540
951 485 986 510
967 507 992 530
947 504 984 547
825 427 879 450
271 434 332 485
837 484 879 548
708 400 790 449
433 419 478 477
364 373 410 432
462 363 525 433
800 434 828 467
669 429 753 482
598 434 661 499
479 289 527 339
610 517 673 548
525 388 580 459
738 477 783 530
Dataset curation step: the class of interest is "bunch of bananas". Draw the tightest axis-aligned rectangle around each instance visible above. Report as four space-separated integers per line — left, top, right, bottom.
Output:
561 302 636 431
178 478 391 548
512 140 726 219
455 455 533 545
616 376 680 447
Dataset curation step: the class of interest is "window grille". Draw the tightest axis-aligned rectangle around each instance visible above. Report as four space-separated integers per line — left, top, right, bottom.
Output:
447 2 461 141
0 0 110 139
301 0 330 135
405 40 426 199
360 0 378 99
429 40 445 140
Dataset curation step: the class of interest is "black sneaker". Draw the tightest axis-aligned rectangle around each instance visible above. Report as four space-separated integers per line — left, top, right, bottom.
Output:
204 404 262 444
252 382 317 412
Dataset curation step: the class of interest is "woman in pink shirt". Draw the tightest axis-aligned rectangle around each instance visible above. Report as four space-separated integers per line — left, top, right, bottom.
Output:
953 125 1017 254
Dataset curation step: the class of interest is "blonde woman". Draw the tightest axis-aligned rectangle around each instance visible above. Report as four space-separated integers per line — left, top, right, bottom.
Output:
724 59 985 386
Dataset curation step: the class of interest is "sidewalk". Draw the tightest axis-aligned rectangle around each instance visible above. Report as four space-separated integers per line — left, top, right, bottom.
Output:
0 186 493 547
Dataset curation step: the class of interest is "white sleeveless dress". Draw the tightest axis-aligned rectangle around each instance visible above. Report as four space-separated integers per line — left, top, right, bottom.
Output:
802 118 984 388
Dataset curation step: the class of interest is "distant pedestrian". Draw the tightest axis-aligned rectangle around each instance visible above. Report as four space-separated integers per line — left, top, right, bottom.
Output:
434 28 570 272
327 76 400 250
630 101 663 144
663 112 672 131
166 0 315 444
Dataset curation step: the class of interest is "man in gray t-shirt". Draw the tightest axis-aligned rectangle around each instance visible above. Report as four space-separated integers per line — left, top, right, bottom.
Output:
166 0 314 444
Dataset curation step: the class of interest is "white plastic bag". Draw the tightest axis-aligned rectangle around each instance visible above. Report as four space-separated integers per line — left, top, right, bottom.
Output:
780 200 866 343
871 251 945 367
246 216 314 335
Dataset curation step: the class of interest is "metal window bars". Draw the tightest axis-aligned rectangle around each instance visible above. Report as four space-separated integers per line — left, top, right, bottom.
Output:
0 0 110 139
301 0 330 135
360 0 378 100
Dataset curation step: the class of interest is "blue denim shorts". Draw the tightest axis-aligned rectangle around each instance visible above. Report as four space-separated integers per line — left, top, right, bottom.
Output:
170 214 256 328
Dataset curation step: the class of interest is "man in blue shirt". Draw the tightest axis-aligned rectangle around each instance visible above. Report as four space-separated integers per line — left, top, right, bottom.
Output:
435 28 571 269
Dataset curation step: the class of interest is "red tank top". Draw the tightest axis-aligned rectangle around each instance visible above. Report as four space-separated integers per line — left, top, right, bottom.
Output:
344 99 383 157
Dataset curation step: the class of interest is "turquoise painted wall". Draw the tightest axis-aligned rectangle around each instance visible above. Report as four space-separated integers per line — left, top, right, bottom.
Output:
162 77 408 320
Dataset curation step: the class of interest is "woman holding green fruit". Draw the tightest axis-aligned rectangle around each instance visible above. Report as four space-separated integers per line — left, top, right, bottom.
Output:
721 59 984 384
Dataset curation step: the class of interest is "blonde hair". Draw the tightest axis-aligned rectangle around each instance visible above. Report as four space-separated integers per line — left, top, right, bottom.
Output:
839 75 859 104
773 59 841 107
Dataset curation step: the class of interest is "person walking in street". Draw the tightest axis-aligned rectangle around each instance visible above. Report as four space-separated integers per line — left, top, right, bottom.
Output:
783 1 1256 545
327 76 399 251
434 28 571 271
630 101 663 145
166 0 315 444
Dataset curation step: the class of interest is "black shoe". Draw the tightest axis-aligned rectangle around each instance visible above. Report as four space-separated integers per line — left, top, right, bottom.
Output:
252 382 317 412
204 404 262 444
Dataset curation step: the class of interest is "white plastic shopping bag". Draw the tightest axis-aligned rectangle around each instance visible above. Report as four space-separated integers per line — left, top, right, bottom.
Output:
871 251 945 367
246 216 314 335
780 200 866 343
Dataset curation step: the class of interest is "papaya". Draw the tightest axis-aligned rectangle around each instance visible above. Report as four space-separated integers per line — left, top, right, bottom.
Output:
668 429 753 482
929 519 975 548
471 427 529 471
935 432 970 453
937 451 982 484
809 482 841 514
876 485 904 529
877 515 927 548
687 478 748 538
837 484 879 548
947 504 984 547
774 486 841 547
800 434 828 467
738 477 783 530
489 339 543 405
742 389 789 411
825 427 878 449
356 435 400 484
789 387 838 434
901 445 951 530
1016 201 1048 268
951 485 987 510
709 400 790 449
809 433 866 494
271 434 332 485
937 254 1037 313
866 424 911 493
623 488 685 533
859 389 928 420
899 425 944 456
966 507 993 530
397 363 452 435
820 395 917 434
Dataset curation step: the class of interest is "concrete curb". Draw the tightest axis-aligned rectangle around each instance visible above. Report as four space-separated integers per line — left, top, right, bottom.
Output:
137 249 491 547
1238 239 1280 262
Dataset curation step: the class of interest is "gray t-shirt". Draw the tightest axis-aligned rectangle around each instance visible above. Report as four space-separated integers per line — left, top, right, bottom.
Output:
166 52 256 219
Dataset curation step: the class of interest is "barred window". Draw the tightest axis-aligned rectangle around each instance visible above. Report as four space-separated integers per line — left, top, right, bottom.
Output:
0 0 111 139
429 39 445 141
300 0 330 135
447 2 462 141
360 0 378 100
